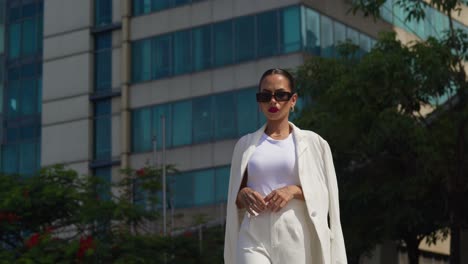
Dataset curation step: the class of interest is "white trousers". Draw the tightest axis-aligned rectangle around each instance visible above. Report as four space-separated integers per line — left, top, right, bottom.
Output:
236 199 318 264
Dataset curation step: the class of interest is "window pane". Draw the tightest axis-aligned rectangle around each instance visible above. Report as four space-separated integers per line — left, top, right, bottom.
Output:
95 167 111 201
281 6 301 53
22 18 37 56
301 7 320 55
132 108 152 152
192 96 212 143
215 166 229 202
236 88 258 136
152 34 172 79
381 0 393 23
19 142 36 177
192 25 212 71
2 144 17 174
334 22 346 46
193 169 214 206
359 34 371 53
0 24 5 54
173 30 191 75
8 80 19 118
214 92 236 140
346 27 359 45
172 100 192 147
94 99 111 116
153 0 171 11
94 117 111 160
133 0 152 15
214 21 233 66
234 16 255 62
95 0 112 26
257 10 278 58
95 50 112 91
320 16 334 58
132 40 151 82
174 172 193 208
21 78 36 115
152 104 172 149
8 23 21 59
37 77 42 113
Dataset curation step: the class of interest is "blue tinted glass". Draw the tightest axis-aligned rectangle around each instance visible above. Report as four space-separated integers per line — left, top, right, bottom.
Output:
359 34 371 53
173 30 191 75
95 50 112 91
281 6 301 53
234 16 255 62
214 92 236 140
236 88 258 136
8 67 20 81
302 7 320 55
8 80 19 118
94 116 111 160
192 25 212 71
215 166 229 202
380 0 393 23
8 6 20 22
153 0 171 11
174 172 193 208
132 40 152 82
133 0 152 16
8 23 21 59
22 4 36 18
320 16 334 58
38 15 43 51
193 169 214 206
2 144 18 174
334 22 346 47
19 142 36 177
152 104 172 149
95 100 111 116
152 34 172 79
20 125 37 140
95 167 112 200
346 27 359 45
21 79 36 115
96 33 112 50
6 127 18 142
37 77 42 114
22 18 37 56
192 96 212 143
172 100 192 147
132 108 152 152
175 0 190 5
257 10 278 57
214 21 233 66
95 0 112 26
21 63 35 78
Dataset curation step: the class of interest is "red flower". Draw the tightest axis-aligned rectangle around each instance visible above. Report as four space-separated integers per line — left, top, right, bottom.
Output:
26 233 40 248
136 168 146 177
77 235 95 259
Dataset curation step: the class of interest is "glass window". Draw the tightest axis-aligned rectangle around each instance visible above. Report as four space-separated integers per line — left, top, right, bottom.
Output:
0 24 5 54
22 3 36 18
257 10 278 58
281 6 301 53
214 92 236 140
132 108 152 152
172 100 192 147
19 142 36 177
37 77 42 114
95 0 112 26
153 0 171 11
301 7 320 55
95 50 112 91
214 21 233 67
2 144 18 174
234 16 255 62
346 27 359 45
94 117 111 160
95 167 111 201
215 166 229 202
37 15 43 52
22 18 37 56
7 80 19 118
334 22 346 46
174 172 193 208
193 169 214 206
320 16 334 58
132 40 151 82
21 78 36 115
20 124 37 140
192 96 212 143
133 0 152 16
236 88 258 136
152 104 172 149
152 34 172 79
173 30 191 75
380 0 393 23
359 34 371 53
192 25 212 71
8 22 21 59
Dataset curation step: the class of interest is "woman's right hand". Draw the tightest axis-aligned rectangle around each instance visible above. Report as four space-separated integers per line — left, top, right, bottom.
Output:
236 187 266 216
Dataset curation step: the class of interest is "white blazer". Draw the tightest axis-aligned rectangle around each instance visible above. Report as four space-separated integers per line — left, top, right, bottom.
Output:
224 122 347 264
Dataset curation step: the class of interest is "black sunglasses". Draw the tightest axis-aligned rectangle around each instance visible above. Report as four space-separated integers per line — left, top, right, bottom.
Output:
256 91 293 102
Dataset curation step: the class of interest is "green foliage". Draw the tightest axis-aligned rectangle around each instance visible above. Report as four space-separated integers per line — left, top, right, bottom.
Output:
0 165 223 263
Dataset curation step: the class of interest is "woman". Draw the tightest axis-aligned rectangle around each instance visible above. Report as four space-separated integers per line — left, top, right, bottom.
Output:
224 68 347 264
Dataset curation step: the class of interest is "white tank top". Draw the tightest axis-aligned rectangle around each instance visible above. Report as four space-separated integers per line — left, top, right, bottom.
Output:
247 132 300 197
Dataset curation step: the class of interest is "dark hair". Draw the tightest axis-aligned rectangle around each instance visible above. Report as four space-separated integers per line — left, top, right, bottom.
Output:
258 68 296 94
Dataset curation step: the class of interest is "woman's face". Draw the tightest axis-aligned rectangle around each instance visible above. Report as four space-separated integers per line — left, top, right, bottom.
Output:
258 74 297 122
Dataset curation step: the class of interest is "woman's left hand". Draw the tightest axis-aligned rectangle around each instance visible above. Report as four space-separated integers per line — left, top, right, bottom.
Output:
264 185 302 212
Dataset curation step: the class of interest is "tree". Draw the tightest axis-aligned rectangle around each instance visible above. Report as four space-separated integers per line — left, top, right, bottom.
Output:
0 165 224 263
294 27 467 263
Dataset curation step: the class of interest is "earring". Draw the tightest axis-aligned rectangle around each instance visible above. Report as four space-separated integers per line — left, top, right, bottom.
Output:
291 106 295 112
